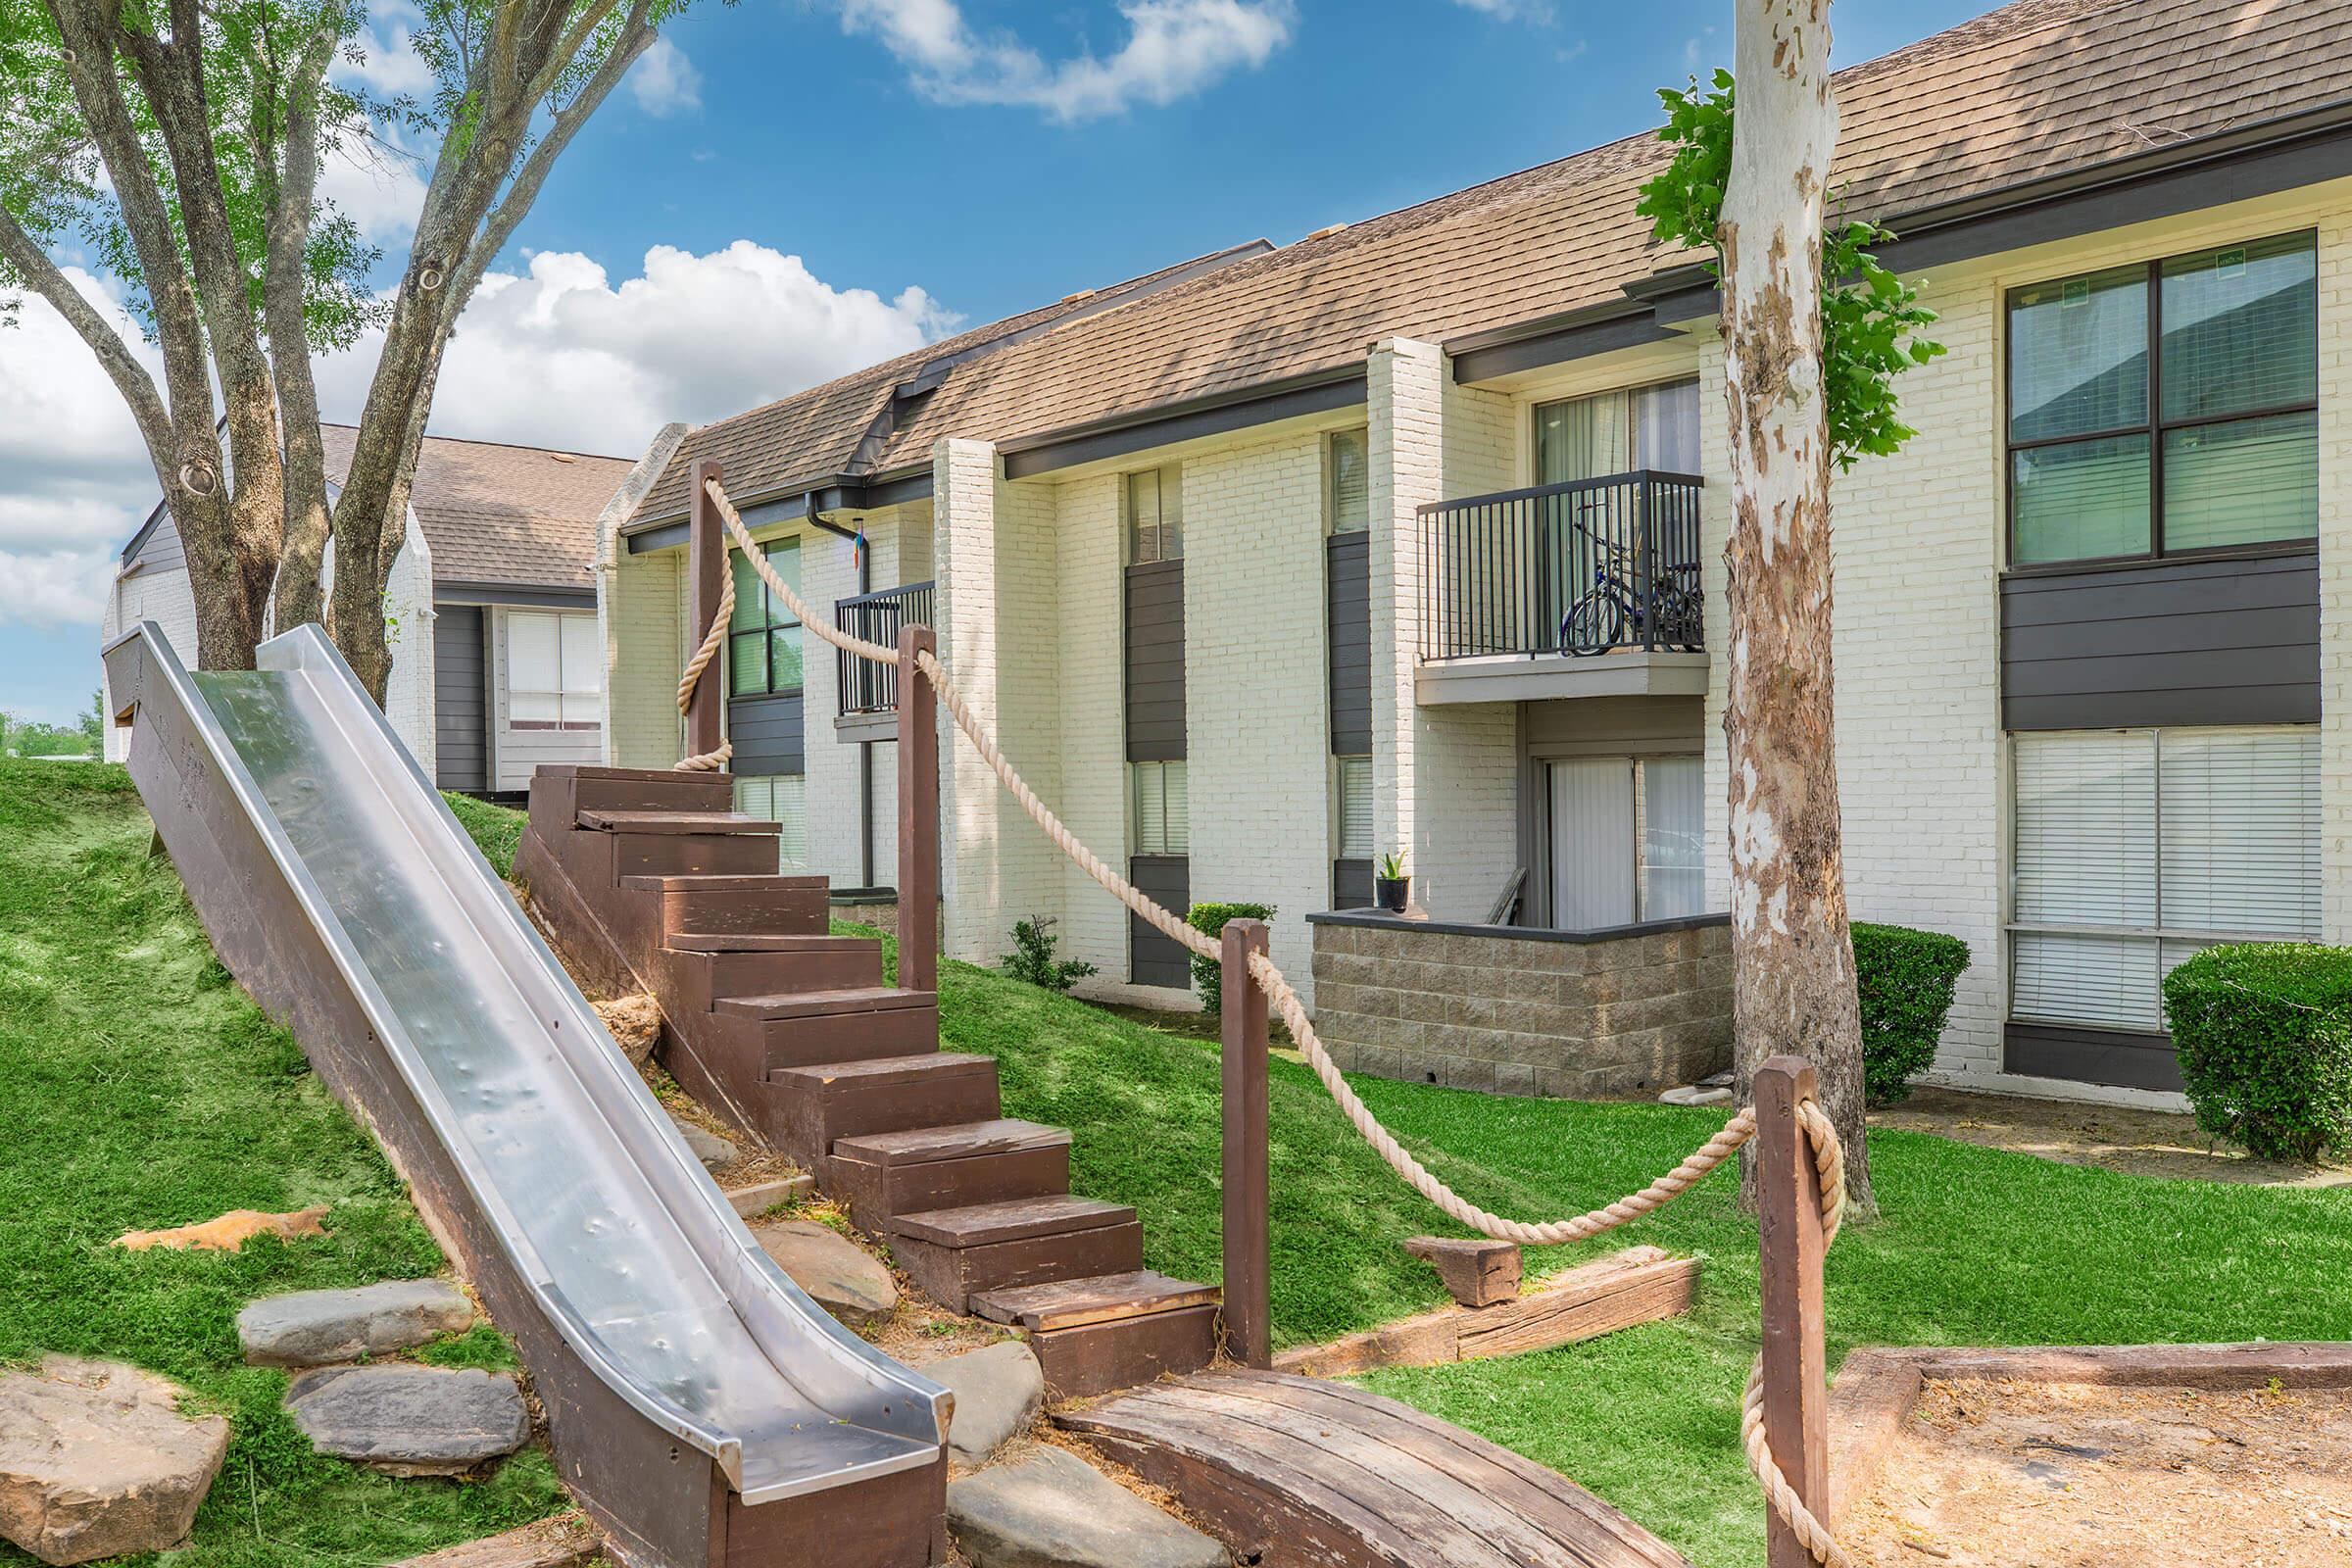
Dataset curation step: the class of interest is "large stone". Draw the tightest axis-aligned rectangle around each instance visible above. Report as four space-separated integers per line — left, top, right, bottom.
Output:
670 1113 737 1171
749 1220 897 1329
0 1356 230 1566
285 1365 527 1476
237 1279 475 1368
932 1342 1043 1466
947 1446 1227 1568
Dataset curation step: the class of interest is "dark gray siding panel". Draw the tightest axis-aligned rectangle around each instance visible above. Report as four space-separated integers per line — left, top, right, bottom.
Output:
1125 561 1187 761
2005 1022 2182 1093
1332 858 1374 910
729 693 805 775
1130 855 1193 988
1999 550 2319 730
432 605 487 792
1327 534 1371 755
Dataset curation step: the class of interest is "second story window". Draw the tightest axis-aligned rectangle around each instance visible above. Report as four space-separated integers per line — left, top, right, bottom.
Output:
2007 229 2317 567
1326 429 1369 533
1533 378 1700 485
1126 465 1184 564
729 538 804 697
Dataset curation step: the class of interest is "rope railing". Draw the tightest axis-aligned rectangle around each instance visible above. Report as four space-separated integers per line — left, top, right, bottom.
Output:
677 472 1853 1564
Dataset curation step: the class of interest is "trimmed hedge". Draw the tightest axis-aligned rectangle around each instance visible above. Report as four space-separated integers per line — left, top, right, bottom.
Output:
1189 901 1277 1014
1852 921 1971 1106
2163 943 2352 1163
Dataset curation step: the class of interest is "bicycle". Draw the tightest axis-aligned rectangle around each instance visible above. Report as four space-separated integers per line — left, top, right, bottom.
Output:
1557 527 1702 656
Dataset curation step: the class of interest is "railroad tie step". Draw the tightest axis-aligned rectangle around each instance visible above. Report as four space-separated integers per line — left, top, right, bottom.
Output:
764 1054 1003 1167
828 1119 1073 1233
971 1273 1223 1401
890 1196 1142 1312
574 809 781 836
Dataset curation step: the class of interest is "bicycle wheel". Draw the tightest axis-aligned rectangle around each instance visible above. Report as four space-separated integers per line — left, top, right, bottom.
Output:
1560 590 1624 656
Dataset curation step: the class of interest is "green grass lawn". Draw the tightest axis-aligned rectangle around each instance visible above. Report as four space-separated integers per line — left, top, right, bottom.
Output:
16 773 2342 1568
0 762 566 1566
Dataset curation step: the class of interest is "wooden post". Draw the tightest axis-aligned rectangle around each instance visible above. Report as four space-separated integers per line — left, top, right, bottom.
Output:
1220 917 1271 1369
1755 1054 1830 1568
686 459 727 769
896 623 939 996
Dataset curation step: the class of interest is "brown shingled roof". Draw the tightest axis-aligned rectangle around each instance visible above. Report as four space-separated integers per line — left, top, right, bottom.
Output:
634 0 2352 526
318 425 634 593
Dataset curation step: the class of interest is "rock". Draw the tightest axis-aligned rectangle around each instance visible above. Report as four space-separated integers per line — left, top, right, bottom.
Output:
670 1114 737 1171
0 1355 230 1566
1699 1069 1736 1089
723 1175 815 1218
386 1513 601 1567
594 994 662 1067
285 1365 527 1476
947 1446 1227 1568
114 1204 330 1252
1659 1084 1734 1107
237 1279 475 1367
932 1342 1044 1466
750 1220 897 1329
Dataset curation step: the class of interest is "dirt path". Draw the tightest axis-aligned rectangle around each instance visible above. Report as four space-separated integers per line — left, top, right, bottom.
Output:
1870 1089 2352 1188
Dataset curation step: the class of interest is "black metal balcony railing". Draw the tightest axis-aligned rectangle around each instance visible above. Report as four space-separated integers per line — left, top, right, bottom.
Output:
835 580 935 714
1416 471 1704 661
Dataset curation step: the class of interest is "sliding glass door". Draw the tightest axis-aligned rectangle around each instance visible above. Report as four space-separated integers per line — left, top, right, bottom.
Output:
1546 755 1705 929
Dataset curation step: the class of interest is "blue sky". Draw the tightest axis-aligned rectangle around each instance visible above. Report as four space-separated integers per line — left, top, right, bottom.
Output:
0 0 1989 727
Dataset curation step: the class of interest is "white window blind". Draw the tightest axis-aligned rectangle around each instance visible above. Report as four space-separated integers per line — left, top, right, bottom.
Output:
733 773 808 869
2010 727 2318 1032
1127 466 1184 564
1336 756 1373 858
1640 755 1706 919
507 612 600 730
1133 760 1188 856
1327 430 1369 533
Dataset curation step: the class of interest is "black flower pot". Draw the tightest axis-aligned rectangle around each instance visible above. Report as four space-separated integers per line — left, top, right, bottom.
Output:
1375 875 1410 913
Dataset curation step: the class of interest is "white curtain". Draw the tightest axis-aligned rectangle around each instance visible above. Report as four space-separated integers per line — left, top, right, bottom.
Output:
1640 756 1706 919
1549 759 1635 928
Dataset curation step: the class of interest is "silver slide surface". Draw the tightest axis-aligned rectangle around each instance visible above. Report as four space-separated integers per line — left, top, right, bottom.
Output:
117 620 946 1503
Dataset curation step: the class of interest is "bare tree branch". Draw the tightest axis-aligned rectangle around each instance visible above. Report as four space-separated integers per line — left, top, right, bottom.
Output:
270 21 342 633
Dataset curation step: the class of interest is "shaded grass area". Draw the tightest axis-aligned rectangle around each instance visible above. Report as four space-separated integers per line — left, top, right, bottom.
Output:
840 911 2352 1565
442 791 522 879
0 762 565 1566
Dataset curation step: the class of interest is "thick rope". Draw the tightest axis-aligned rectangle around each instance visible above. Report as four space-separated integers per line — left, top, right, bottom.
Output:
673 563 735 772
680 474 1853 1563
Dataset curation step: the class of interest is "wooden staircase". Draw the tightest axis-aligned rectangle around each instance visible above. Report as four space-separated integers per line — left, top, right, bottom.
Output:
514 764 1220 1399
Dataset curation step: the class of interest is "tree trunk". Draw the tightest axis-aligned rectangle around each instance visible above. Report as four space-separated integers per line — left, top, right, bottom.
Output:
1719 0 1874 1218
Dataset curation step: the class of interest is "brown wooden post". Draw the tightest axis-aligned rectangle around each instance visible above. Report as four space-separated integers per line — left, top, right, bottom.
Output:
1220 917 1272 1369
686 459 727 768
1755 1054 1830 1568
896 624 939 996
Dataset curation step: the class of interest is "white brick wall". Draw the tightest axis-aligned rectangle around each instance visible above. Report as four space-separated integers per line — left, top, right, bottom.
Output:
1369 340 1444 885
995 476 1067 936
935 437 1007 961
1186 431 1331 990
604 543 682 769
801 520 862 884
1053 472 1133 991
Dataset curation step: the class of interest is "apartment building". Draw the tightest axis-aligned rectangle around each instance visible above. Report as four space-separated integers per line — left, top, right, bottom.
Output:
601 0 2352 1105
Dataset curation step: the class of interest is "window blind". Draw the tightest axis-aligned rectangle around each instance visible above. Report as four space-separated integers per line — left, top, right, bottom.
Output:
1640 756 1705 919
1133 760 1188 857
1327 431 1369 533
1336 756 1373 858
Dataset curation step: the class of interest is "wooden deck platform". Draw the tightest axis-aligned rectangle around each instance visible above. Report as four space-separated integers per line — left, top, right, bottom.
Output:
1057 1370 1692 1568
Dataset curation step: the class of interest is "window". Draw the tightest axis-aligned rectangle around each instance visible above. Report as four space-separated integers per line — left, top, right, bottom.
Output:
1326 430 1370 534
2007 231 2317 565
732 773 808 869
1335 756 1373 858
728 539 804 697
1126 466 1184 564
1546 754 1704 928
1534 378 1700 485
1132 760 1189 856
2010 727 2319 1032
508 612 600 730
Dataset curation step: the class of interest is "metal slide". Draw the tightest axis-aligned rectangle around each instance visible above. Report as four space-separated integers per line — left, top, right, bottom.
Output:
103 620 947 1562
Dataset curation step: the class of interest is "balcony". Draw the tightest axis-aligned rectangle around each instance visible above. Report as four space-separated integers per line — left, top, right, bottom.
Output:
1415 470 1706 705
834 580 935 735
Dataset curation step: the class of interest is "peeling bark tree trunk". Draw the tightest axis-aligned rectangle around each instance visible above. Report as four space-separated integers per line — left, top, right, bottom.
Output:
1719 0 1875 1217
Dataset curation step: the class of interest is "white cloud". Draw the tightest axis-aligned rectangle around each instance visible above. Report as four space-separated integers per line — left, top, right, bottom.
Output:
311 239 956 458
1450 0 1554 22
628 35 704 117
334 21 436 99
316 133 430 243
837 0 1295 122
0 270 166 629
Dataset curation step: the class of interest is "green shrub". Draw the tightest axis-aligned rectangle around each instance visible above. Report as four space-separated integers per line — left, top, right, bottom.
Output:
999 916 1098 993
2163 943 2352 1163
1189 902 1277 1014
1851 921 1971 1106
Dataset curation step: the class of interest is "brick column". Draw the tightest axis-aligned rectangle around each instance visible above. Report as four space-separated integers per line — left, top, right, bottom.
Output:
933 437 1004 962
1368 337 1445 899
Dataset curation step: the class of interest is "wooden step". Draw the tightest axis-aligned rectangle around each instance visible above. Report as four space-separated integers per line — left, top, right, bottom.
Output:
828 1123 1071 1233
610 831 779 880
620 874 832 893
622 873 830 938
971 1271 1221 1332
765 1055 1002 1167
664 940 885 1003
536 764 733 818
578 809 780 836
893 1195 1134 1249
718 986 935 1022
666 932 858 953
745 995 944 1072
895 1220 1145 1315
831 1118 1066 1167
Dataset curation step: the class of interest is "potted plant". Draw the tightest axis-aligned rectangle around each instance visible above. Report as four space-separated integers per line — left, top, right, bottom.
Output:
1375 850 1410 913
